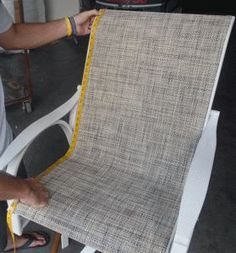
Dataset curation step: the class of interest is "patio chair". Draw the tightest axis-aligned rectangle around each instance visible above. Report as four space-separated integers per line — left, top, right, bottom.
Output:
95 0 180 12
0 9 234 253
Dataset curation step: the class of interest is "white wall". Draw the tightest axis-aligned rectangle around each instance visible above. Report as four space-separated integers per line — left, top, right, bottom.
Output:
2 0 46 22
44 0 80 21
23 0 46 23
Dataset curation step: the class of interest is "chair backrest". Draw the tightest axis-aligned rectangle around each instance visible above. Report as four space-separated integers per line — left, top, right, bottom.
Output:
74 10 233 192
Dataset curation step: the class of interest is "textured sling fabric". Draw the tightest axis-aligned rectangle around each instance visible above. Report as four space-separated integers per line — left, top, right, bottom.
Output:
15 10 233 253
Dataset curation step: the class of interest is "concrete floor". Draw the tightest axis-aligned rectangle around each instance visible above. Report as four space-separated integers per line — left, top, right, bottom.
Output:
4 12 236 253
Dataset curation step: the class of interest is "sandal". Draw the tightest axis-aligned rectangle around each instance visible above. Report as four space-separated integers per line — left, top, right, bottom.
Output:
3 231 50 252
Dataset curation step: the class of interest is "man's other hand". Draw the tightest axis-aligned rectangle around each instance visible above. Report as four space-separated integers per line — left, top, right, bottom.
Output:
19 178 49 208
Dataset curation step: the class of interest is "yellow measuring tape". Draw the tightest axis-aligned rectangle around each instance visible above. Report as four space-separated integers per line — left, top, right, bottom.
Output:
39 9 105 179
6 202 17 253
6 9 106 252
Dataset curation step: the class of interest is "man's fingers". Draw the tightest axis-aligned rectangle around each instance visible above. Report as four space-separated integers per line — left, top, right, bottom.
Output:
86 9 100 17
20 178 49 208
79 9 99 23
90 16 96 25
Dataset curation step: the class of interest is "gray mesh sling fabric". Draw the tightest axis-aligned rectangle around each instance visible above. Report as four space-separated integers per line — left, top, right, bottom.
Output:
15 10 233 253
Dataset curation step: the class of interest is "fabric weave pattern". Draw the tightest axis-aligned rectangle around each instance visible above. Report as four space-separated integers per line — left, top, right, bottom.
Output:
15 10 233 253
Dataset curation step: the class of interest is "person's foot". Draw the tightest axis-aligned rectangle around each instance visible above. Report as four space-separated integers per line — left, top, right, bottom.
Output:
4 231 49 252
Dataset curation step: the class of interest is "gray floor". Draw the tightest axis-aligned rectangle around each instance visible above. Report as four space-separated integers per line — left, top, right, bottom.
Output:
4 24 236 253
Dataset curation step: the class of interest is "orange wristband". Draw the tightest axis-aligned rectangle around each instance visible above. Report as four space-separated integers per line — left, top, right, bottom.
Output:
65 16 72 37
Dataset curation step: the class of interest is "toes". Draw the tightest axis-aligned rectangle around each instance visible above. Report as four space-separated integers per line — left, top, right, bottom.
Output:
30 238 46 247
32 232 45 240
27 232 49 247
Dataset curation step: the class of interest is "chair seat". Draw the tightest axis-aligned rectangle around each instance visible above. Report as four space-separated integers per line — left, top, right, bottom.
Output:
16 157 179 253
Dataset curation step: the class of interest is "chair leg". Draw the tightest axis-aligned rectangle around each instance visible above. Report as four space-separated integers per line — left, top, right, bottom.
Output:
50 232 61 253
80 246 97 253
61 234 69 249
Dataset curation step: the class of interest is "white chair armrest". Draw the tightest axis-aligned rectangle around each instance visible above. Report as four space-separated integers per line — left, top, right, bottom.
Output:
0 86 81 171
170 110 219 252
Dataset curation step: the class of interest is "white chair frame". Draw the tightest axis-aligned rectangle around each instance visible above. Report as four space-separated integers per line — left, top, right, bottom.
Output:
0 84 219 253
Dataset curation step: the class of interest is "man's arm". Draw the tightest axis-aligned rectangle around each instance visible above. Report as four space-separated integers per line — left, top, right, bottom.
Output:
0 9 99 50
0 174 49 207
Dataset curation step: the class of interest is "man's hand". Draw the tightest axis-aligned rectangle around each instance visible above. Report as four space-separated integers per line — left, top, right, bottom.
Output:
0 174 49 207
73 9 99 36
19 178 49 208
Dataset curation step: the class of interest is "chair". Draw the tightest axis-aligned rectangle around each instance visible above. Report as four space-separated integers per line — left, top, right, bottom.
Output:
95 0 180 12
0 9 234 253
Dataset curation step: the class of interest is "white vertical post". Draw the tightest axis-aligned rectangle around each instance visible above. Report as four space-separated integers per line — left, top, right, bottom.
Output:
80 246 96 253
61 234 69 249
